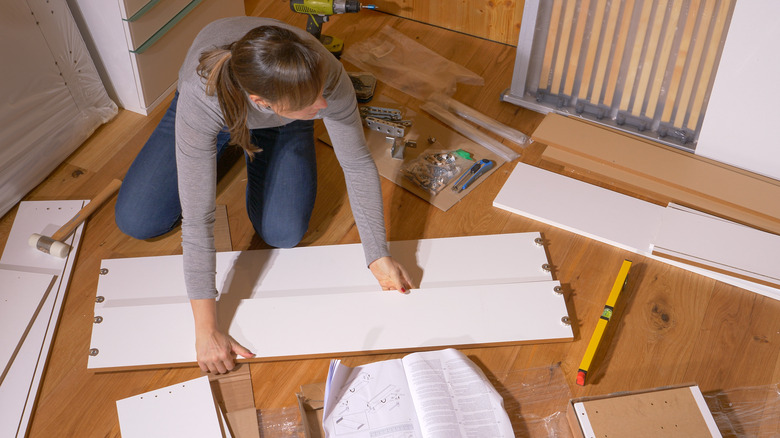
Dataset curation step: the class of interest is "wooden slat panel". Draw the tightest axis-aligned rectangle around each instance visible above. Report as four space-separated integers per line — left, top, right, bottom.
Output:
673 0 717 128
686 0 732 131
661 0 699 123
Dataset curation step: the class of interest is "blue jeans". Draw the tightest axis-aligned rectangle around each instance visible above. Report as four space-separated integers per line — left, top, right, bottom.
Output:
115 93 317 248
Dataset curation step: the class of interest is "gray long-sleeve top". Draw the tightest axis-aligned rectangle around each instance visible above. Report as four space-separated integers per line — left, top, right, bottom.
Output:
175 17 389 300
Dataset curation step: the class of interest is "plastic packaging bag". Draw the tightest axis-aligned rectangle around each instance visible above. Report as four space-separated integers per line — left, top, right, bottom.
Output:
401 150 471 195
343 26 484 101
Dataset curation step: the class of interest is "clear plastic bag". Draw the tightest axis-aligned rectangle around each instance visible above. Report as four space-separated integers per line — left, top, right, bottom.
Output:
343 26 484 101
400 150 470 195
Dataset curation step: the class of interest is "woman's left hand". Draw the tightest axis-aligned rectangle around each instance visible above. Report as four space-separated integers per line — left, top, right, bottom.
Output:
369 256 414 294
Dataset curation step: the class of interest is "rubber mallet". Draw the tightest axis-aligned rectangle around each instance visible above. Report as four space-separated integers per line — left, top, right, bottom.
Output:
28 179 122 258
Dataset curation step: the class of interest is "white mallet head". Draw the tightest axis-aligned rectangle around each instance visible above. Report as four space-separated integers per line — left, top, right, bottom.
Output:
28 233 71 258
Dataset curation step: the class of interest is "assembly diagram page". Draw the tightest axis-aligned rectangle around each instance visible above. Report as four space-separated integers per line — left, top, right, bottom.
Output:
324 359 423 438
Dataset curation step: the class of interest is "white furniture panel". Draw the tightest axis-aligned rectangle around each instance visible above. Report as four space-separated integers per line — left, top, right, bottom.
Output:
88 233 570 370
0 201 85 438
68 0 244 115
0 269 55 375
95 232 552 306
117 376 227 438
653 206 780 287
696 0 780 180
493 163 665 255
493 163 780 301
89 281 572 370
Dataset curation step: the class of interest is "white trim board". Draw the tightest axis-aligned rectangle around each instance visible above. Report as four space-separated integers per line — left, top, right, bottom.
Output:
652 206 780 287
493 164 780 301
0 200 85 438
95 232 553 307
117 376 229 438
0 269 56 378
492 163 664 255
89 281 572 371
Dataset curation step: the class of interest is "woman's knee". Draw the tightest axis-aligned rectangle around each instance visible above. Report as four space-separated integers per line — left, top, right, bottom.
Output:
114 193 179 240
256 220 308 248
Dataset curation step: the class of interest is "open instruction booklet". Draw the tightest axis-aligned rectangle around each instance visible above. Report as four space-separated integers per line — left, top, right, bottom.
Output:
323 348 514 437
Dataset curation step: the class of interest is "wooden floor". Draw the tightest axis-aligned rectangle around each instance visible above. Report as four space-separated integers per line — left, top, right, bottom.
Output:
3 1 779 437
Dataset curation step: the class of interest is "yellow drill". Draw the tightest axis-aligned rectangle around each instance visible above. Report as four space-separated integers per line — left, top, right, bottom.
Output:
289 0 376 57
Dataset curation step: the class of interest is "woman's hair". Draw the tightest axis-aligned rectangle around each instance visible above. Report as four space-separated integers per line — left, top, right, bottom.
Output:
197 26 326 155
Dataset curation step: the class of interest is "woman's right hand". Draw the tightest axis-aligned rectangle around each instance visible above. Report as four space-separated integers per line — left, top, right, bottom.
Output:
195 327 254 374
190 298 254 374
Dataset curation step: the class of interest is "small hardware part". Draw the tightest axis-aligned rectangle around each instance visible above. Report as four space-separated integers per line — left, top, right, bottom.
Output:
365 116 406 137
360 106 402 121
390 138 405 160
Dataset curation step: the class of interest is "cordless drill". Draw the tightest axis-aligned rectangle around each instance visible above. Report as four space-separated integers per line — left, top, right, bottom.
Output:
289 0 376 57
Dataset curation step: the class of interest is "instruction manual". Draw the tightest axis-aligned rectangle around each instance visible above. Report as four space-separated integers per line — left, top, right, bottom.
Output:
323 348 514 437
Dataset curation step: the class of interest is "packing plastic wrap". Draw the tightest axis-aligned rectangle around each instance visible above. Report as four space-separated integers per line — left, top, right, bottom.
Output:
255 367 780 437
0 0 117 217
342 26 484 101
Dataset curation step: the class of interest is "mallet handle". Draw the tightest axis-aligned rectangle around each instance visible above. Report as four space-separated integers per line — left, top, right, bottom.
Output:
51 179 122 242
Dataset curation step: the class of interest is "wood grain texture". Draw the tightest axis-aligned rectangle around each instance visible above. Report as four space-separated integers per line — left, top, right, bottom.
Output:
2 2 776 437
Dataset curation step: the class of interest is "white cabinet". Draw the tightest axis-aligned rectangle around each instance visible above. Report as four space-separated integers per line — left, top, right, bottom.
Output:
68 0 244 115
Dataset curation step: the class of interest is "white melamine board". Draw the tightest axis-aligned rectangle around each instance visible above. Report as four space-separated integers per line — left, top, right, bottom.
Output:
653 206 780 282
695 0 780 180
493 163 665 254
652 246 780 289
117 376 226 438
493 165 780 300
0 269 55 377
95 232 552 307
89 281 571 370
0 201 85 438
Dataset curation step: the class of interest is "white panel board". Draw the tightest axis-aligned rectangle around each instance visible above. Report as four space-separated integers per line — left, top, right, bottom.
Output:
0 269 55 377
653 207 780 285
695 0 780 180
493 164 780 301
95 232 553 306
493 163 665 254
117 376 226 438
89 281 571 370
0 200 85 438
